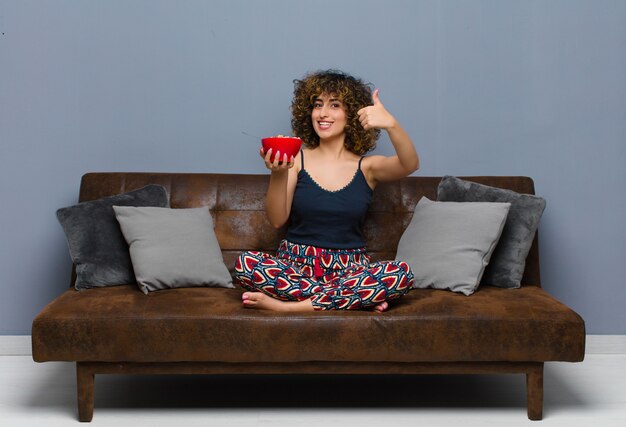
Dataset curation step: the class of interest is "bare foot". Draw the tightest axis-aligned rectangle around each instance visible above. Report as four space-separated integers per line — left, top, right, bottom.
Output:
242 292 314 312
373 301 388 312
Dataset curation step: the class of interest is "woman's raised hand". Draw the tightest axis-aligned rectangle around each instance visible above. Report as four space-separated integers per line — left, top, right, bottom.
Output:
357 89 397 130
260 147 295 172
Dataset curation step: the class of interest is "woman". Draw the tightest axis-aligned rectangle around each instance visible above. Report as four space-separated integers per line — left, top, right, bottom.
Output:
234 70 419 312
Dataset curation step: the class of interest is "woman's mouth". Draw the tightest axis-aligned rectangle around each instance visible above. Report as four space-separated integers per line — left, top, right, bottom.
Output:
318 121 333 130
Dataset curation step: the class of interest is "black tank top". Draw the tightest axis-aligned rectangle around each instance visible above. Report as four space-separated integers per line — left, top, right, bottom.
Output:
285 150 373 249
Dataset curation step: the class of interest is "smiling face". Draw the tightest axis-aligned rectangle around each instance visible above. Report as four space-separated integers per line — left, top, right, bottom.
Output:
311 93 348 142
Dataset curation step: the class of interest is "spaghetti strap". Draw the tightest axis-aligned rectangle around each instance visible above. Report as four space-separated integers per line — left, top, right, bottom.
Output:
358 156 364 170
300 149 305 170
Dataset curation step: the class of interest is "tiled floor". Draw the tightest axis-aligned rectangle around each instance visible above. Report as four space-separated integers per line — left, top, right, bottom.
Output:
1 353 625 426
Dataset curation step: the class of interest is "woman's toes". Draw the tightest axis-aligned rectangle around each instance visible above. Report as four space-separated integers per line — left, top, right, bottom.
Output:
374 302 388 312
242 292 258 307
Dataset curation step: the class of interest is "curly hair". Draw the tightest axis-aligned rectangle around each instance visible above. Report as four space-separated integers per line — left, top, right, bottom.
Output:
291 70 380 155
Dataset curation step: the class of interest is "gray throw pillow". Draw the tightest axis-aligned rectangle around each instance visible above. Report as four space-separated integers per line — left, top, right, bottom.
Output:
56 185 169 290
437 176 546 288
112 206 234 294
395 197 510 296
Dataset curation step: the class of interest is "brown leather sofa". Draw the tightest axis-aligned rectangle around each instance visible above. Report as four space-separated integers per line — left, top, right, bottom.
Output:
32 172 585 422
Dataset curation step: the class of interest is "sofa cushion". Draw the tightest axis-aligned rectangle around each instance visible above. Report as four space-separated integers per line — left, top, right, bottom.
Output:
32 285 585 364
396 197 510 295
437 176 546 288
56 185 170 290
113 206 233 294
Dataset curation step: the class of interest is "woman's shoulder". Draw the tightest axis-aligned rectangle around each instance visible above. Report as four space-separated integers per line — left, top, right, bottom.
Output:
359 154 386 170
359 155 388 190
292 149 304 174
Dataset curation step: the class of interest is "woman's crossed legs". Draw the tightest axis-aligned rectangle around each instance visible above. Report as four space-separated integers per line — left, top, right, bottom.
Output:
234 251 414 312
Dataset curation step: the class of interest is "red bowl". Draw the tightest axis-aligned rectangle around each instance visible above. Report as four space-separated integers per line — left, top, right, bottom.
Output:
261 136 302 163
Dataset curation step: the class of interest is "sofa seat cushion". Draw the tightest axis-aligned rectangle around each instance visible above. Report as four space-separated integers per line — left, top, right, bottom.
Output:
32 285 585 364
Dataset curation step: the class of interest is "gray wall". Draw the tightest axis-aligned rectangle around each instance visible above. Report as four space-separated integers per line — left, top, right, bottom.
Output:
1 0 624 334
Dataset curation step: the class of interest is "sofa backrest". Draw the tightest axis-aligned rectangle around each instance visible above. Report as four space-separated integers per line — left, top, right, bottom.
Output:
77 173 541 287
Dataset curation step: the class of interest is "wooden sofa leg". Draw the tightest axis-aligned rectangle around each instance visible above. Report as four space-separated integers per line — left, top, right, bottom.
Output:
526 363 544 420
76 363 94 422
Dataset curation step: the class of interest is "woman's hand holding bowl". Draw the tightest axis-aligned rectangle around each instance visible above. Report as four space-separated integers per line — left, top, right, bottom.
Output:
260 147 295 172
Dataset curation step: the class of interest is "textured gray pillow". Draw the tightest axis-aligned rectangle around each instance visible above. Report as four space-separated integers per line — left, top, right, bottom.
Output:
56 185 169 290
437 176 546 288
395 197 510 296
113 206 234 294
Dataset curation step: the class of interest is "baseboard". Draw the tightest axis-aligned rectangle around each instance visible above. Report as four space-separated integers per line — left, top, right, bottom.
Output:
585 335 626 354
1 335 625 356
0 336 32 356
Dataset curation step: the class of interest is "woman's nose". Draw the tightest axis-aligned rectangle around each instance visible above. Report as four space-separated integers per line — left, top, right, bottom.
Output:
319 105 329 117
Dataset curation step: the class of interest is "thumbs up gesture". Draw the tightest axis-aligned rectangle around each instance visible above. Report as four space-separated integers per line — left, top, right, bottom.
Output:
357 89 397 130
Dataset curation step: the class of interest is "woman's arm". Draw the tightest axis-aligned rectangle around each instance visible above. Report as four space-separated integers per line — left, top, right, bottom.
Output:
262 148 299 228
358 89 420 183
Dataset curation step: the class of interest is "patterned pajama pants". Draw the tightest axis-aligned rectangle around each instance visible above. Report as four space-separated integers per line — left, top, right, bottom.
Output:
234 240 414 310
